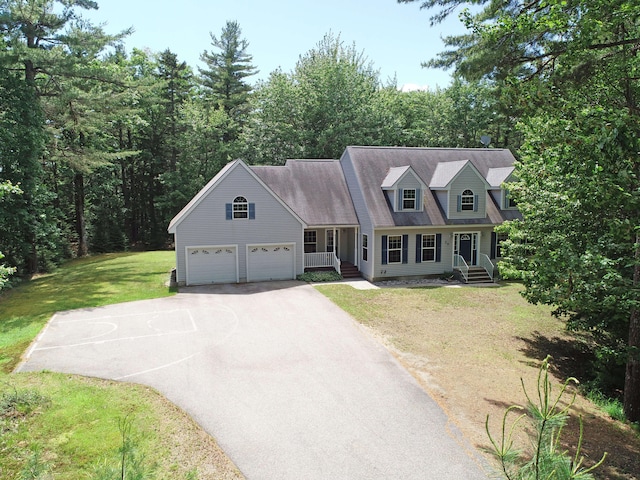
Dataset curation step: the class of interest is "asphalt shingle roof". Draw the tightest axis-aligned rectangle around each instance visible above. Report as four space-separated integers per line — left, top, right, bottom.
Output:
252 159 359 226
342 146 521 228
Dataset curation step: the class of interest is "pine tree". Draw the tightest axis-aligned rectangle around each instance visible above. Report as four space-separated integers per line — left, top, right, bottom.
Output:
199 20 257 138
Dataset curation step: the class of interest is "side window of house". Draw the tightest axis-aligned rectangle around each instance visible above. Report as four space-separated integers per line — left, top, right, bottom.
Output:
304 230 317 253
362 234 368 262
226 196 255 220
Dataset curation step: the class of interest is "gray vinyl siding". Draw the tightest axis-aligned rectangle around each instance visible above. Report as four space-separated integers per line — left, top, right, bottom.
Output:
489 189 502 208
435 191 448 214
340 150 374 280
397 173 422 191
374 228 450 280
395 173 424 212
173 165 303 283
372 226 497 281
448 164 487 219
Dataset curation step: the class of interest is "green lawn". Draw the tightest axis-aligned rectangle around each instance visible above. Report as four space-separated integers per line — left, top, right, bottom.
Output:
315 282 640 480
0 251 243 480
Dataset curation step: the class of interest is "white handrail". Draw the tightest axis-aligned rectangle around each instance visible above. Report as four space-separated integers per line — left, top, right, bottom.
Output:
333 254 341 275
453 254 469 282
479 253 495 281
304 251 341 275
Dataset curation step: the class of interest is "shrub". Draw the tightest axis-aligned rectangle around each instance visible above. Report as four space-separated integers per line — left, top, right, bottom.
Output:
297 271 342 282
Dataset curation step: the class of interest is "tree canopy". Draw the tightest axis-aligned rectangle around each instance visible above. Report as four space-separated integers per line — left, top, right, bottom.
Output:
400 0 640 420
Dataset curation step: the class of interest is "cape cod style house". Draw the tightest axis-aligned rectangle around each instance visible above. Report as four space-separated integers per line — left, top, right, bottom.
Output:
168 146 520 286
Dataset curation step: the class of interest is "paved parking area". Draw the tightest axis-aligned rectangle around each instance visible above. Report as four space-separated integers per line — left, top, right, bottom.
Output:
19 281 490 480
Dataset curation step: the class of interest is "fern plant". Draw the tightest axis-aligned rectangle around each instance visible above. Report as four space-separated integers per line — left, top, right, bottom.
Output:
486 355 607 480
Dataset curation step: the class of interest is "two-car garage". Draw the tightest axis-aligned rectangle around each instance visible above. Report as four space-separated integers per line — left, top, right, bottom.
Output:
185 243 296 286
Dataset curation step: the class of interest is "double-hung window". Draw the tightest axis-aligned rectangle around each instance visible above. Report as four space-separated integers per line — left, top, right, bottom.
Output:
421 234 436 262
304 230 317 253
402 189 416 210
496 232 508 258
362 234 368 262
387 235 402 264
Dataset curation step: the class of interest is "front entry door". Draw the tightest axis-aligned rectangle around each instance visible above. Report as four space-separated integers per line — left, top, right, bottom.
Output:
455 233 478 265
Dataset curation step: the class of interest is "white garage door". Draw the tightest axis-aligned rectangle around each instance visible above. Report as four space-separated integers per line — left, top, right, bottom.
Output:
247 244 295 282
186 246 237 285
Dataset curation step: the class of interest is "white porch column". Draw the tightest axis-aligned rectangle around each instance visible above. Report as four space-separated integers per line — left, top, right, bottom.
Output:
354 226 359 267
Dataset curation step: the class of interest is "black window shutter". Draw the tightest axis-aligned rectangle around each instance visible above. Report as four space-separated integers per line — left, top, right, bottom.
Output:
225 203 232 220
474 194 479 212
397 189 403 211
415 234 422 263
249 203 256 220
436 233 442 262
416 188 421 210
490 232 497 259
402 234 408 264
381 235 388 265
457 195 462 212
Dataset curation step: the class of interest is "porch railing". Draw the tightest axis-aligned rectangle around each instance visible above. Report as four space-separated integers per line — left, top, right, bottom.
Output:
453 254 469 282
479 253 495 282
304 252 341 275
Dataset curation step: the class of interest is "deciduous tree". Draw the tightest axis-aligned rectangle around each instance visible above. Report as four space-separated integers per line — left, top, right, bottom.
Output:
401 0 640 420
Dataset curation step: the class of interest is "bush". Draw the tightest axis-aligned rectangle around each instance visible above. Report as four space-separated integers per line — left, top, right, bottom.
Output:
297 271 342 282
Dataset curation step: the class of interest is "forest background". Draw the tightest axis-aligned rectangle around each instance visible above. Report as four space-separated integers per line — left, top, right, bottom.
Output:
1 0 639 421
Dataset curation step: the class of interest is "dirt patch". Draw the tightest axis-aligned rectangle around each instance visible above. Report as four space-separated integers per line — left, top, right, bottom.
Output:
318 282 640 480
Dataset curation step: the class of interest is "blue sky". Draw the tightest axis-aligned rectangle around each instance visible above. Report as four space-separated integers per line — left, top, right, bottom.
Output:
84 0 468 90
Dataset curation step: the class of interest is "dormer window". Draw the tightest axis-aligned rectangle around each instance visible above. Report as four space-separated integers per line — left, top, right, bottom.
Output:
461 190 475 211
233 196 248 218
403 189 416 210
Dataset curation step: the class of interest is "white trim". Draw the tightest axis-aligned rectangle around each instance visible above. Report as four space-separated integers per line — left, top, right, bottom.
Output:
429 160 491 191
402 188 417 210
453 231 480 266
387 234 403 264
169 159 306 233
185 244 239 285
304 229 317 253
246 242 296 282
420 233 437 262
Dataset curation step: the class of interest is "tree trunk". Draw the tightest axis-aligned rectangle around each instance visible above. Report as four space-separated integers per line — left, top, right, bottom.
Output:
74 172 88 257
624 233 640 422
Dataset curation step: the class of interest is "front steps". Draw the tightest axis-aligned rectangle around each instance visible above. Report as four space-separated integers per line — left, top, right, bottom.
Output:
340 261 361 279
463 267 494 284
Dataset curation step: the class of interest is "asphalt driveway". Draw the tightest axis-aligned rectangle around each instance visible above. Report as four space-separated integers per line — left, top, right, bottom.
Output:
19 281 490 480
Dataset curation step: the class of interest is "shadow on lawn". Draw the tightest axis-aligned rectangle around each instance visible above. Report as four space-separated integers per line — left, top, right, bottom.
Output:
516 330 594 384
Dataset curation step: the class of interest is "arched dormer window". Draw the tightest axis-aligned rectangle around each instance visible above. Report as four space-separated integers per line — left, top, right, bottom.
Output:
233 196 248 218
460 189 475 211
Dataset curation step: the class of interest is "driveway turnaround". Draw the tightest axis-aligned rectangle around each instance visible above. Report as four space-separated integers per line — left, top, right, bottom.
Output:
19 281 490 480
